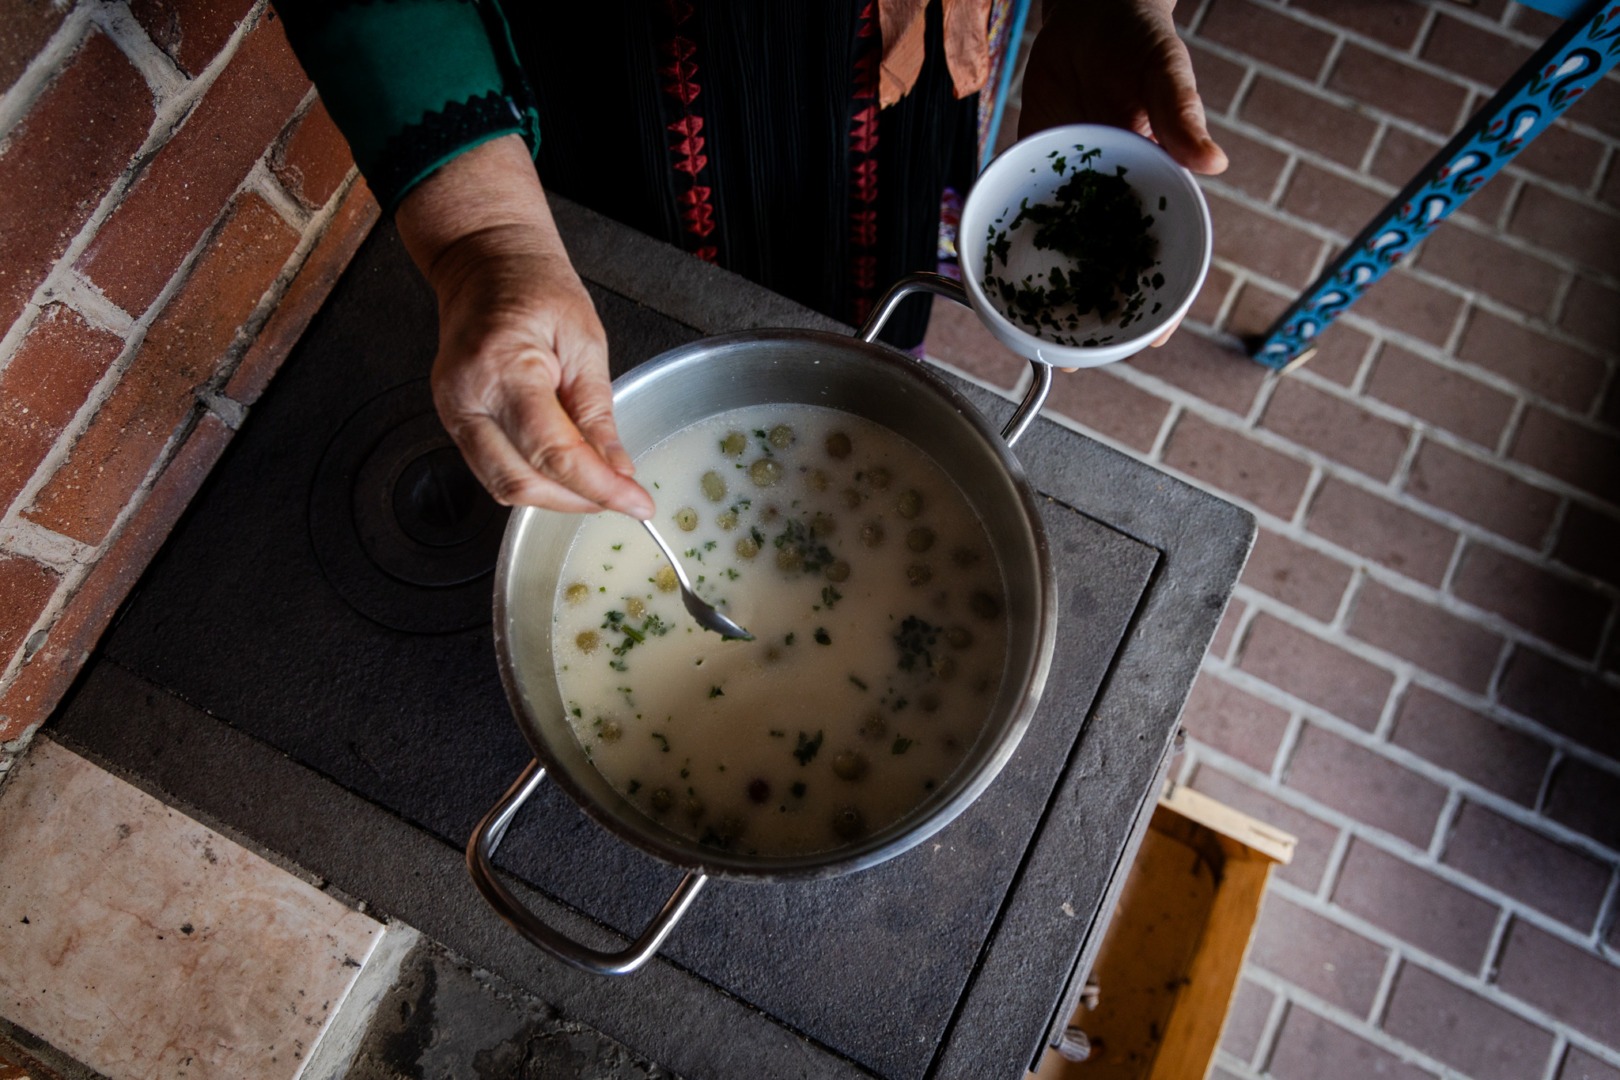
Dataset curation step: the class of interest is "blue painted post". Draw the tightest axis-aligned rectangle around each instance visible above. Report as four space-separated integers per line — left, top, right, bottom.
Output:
1249 0 1620 370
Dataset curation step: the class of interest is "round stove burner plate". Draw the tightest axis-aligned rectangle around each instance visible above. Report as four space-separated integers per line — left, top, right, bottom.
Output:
310 380 508 634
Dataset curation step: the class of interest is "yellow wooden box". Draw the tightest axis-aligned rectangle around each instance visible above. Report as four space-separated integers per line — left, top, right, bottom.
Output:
1031 783 1295 1080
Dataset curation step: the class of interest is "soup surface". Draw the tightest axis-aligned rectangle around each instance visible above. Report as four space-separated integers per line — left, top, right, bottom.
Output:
553 404 1009 857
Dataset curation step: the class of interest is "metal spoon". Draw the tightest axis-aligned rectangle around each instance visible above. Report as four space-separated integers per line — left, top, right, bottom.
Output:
641 520 754 641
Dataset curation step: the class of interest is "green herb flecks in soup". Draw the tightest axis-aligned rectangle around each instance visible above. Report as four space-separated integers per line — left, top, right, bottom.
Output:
553 404 1009 857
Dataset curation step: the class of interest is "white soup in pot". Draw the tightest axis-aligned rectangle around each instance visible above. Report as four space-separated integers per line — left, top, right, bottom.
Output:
551 404 1010 857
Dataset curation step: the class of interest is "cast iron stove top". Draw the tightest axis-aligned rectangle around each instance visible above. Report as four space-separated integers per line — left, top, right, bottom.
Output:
52 205 1251 1080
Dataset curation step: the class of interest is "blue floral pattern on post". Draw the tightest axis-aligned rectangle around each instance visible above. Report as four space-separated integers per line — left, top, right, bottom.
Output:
1252 2 1620 369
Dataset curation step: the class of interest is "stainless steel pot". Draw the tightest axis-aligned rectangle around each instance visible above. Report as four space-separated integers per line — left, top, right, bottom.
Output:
467 274 1058 974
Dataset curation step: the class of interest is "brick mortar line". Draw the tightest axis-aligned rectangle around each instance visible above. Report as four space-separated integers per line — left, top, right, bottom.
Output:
1595 143 1618 202
1264 877 1620 1066
246 158 313 233
1286 460 1323 531
0 5 96 145
1269 704 1306 788
1192 12 1620 152
1266 145 1298 207
0 172 351 715
1317 22 1349 84
1485 631 1518 718
1095 386 1620 646
1440 280 1475 358
1367 949 1404 1032
50 271 139 339
1331 302 1613 408
1218 57 1260 127
1203 259 1258 329
1228 600 1262 669
1374 656 1411 743
1432 200 1620 287
1542 1038 1572 1080
1145 401 1180 461
1430 786 1465 861
1249 985 1290 1073
1203 155 1620 314
88 1 188 101
1591 346 1620 420
1495 396 1529 461
0 397 231 735
930 355 1620 764
1099 358 1620 583
1389 424 1424 500
1482 904 1516 983
1535 495 1574 569
1480 168 1524 234
1056 403 1618 715
0 327 146 532
1245 354 1285 429
1237 967 1484 1078
1201 657 1620 865
1411 0 1445 59
1595 606 1620 685
0 7 272 383
1206 263 1245 331
1360 119 1396 187
246 87 324 234
1181 0 1213 38
1179 777 1620 990
1210 102 1601 254
918 355 1030 409
1438 533 1467 597
1196 105 1620 293
1329 562 1361 632
0 561 91 712
1597 871 1620 961
1316 819 1356 903
1201 268 1243 335
215 169 362 405
1547 255 1584 331
1289 335 1616 451
0 520 94 572
0 125 342 534
1211 589 1620 800
1208 1050 1263 1080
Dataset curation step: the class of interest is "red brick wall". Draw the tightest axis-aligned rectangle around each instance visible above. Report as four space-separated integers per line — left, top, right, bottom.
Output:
0 0 377 767
936 3 1620 1077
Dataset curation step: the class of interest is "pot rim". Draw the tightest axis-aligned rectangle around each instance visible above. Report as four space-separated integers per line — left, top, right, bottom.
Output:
491 327 1058 882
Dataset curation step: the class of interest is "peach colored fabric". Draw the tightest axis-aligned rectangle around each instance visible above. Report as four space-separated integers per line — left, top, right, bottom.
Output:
878 0 993 107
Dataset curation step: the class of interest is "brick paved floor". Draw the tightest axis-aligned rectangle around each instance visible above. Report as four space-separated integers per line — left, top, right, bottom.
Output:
927 2 1620 1078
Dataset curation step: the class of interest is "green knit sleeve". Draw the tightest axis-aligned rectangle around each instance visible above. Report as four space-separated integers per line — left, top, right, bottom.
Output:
274 0 540 212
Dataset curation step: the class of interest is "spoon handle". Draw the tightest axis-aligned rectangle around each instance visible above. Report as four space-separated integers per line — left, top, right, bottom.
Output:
640 520 694 592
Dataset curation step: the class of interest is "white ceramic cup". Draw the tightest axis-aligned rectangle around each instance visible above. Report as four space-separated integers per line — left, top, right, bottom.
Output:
959 124 1213 369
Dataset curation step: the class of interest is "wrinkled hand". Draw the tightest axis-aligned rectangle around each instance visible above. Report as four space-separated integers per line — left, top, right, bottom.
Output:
395 136 654 518
1019 0 1227 352
1019 0 1228 176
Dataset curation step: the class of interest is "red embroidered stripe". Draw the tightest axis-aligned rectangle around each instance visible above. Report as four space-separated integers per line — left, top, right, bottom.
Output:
848 0 881 323
660 1 719 262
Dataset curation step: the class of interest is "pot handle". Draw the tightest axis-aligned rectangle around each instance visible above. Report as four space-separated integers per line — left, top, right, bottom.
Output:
465 758 709 976
857 271 1054 449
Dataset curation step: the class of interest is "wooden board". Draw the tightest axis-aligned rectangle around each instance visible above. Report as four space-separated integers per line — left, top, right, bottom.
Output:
1030 784 1294 1080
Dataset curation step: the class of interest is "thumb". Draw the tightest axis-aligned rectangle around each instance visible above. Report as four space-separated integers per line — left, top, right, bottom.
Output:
1144 38 1228 175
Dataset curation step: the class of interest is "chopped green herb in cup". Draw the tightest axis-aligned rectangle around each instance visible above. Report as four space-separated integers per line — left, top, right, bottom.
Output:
983 144 1161 343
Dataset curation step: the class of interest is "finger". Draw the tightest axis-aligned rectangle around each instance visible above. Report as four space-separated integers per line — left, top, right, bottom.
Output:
1143 39 1229 175
499 380 656 518
1150 316 1181 348
556 344 636 478
449 412 607 513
